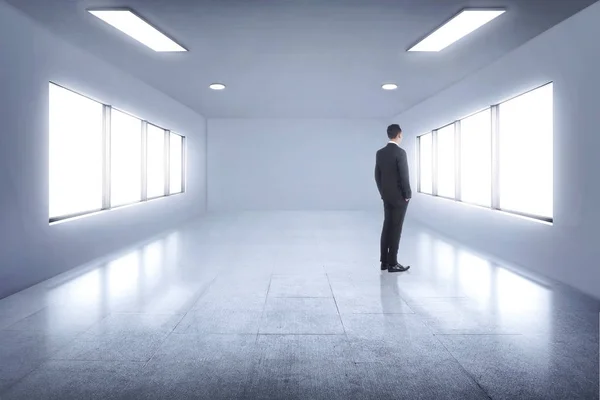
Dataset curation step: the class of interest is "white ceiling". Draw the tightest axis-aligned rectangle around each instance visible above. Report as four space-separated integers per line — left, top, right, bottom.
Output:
5 0 598 118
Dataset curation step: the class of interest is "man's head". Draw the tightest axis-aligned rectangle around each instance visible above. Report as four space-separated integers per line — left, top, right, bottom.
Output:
387 124 402 143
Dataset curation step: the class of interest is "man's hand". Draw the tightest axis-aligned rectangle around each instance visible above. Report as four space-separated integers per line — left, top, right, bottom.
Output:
405 198 410 202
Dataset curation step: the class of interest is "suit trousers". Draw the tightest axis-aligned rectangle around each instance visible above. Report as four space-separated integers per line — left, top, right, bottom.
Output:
380 200 409 265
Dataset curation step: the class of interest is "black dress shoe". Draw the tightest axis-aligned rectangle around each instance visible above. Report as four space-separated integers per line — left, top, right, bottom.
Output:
380 262 388 270
388 263 410 272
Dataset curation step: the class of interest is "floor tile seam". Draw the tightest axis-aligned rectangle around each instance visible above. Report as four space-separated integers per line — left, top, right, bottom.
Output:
268 295 334 298
325 272 348 338
0 358 144 398
0 360 45 397
142 272 223 368
256 275 275 344
433 333 526 336
338 312 416 315
433 330 495 400
257 333 348 336
47 354 135 363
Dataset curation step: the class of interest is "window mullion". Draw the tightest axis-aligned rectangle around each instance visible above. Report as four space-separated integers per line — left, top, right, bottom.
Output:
181 136 187 193
416 136 421 193
432 129 438 196
141 121 148 201
102 105 112 210
491 105 500 210
164 130 171 196
455 120 461 201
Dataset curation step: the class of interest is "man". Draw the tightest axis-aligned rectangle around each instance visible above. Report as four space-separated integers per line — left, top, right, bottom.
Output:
375 124 411 273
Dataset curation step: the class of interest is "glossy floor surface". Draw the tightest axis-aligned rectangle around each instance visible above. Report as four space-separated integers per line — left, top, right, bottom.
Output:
1 211 599 399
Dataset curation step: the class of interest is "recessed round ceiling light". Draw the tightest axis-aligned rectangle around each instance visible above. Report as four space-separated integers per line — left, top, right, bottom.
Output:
209 83 226 90
382 83 398 90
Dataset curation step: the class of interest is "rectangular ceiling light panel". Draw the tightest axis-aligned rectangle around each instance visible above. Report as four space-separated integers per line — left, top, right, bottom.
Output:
88 9 187 52
409 9 505 52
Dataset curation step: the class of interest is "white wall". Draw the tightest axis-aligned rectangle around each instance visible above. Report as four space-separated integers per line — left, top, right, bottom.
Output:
393 2 600 299
207 119 388 211
0 2 207 299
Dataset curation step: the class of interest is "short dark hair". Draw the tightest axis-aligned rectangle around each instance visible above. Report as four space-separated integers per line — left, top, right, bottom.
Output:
387 124 402 139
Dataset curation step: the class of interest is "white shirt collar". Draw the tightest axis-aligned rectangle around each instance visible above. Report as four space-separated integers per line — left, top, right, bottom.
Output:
388 141 400 147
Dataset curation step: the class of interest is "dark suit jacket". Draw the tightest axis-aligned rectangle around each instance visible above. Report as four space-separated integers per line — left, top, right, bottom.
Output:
375 143 412 205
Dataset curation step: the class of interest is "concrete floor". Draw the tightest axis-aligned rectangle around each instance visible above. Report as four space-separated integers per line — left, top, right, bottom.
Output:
0 211 598 399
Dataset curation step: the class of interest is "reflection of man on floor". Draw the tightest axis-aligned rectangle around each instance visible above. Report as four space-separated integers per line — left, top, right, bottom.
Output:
375 124 411 273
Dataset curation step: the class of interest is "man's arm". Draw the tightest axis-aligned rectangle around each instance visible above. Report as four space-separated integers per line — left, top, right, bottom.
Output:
397 149 412 200
375 159 383 198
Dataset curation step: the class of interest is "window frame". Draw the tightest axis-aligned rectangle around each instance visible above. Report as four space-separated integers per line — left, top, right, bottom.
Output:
48 82 187 224
168 131 185 195
459 107 492 208
108 107 144 208
416 131 434 195
415 81 553 224
145 122 169 201
433 122 457 201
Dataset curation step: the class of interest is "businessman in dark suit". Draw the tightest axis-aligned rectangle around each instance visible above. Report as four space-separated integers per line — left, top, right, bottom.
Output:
375 124 411 273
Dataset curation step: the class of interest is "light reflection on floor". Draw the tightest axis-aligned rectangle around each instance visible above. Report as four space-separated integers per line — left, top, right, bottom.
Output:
0 212 598 399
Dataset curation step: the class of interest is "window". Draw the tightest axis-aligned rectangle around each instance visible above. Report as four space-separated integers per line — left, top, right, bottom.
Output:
461 109 492 207
418 133 433 194
416 82 553 223
48 82 186 223
499 83 553 219
169 132 183 194
49 84 103 219
110 109 142 207
436 124 456 198
147 124 166 198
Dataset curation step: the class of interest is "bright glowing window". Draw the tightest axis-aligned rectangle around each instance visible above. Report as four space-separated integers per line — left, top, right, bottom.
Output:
169 132 183 194
110 109 142 207
49 84 103 219
49 83 186 222
417 83 552 222
498 83 553 219
147 124 166 198
461 109 492 207
418 133 433 194
436 124 456 198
